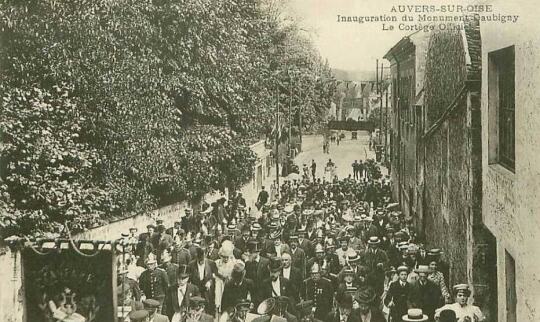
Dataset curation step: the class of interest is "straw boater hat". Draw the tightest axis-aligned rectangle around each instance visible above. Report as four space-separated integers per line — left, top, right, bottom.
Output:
397 265 409 273
402 309 428 322
367 236 381 245
453 284 471 296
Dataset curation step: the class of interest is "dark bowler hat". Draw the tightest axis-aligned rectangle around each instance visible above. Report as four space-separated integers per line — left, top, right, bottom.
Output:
156 219 164 225
146 224 156 230
269 257 283 272
247 240 261 252
336 293 353 310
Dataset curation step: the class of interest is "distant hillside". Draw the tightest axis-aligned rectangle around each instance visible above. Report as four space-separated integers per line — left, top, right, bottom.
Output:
331 68 377 81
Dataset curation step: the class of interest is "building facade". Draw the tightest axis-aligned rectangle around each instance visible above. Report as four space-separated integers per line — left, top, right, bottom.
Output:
384 31 429 219
480 8 540 322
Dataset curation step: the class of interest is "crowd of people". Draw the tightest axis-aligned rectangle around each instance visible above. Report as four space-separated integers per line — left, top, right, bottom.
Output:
116 158 485 322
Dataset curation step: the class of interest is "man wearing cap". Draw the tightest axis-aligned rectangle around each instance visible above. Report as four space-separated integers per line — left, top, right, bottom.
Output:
185 296 214 322
301 262 334 320
143 299 169 322
227 299 253 322
235 225 252 254
164 264 200 322
275 296 299 322
139 254 169 312
336 268 359 299
306 244 325 278
434 284 485 322
384 266 412 322
128 310 150 322
188 246 217 314
359 236 388 295
410 265 442 320
325 293 359 322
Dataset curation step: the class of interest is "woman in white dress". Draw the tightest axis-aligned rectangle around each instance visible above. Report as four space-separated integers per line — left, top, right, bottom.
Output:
435 284 485 322
214 240 240 317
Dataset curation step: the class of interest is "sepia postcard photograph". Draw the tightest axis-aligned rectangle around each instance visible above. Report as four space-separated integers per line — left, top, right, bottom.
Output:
0 0 538 321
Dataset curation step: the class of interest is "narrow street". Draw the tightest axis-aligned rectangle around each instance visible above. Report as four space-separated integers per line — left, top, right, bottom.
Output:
294 132 387 180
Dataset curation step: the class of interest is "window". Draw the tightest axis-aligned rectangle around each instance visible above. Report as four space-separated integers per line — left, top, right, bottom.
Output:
505 251 516 322
488 46 515 171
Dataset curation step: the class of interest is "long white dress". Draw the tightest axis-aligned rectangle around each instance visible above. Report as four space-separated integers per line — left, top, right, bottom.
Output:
214 257 239 313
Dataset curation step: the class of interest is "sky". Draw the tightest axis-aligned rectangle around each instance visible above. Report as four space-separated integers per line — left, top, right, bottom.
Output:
283 0 535 73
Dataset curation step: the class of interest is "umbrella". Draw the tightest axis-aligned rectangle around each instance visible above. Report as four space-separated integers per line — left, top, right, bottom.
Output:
386 203 400 210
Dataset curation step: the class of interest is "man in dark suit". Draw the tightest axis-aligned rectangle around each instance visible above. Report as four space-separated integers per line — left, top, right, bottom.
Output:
163 264 200 322
410 265 443 320
256 186 269 210
142 299 170 322
259 257 298 304
281 253 302 300
355 288 386 322
137 224 157 258
245 241 270 286
187 247 217 314
359 236 389 296
288 235 306 278
160 248 179 286
384 266 413 322
166 221 182 240
325 293 359 322
221 262 256 314
235 225 252 254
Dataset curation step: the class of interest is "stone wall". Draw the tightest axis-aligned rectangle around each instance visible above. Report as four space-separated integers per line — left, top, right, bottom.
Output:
421 22 484 300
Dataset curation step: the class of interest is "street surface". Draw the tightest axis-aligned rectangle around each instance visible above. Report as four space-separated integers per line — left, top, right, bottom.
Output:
294 131 387 180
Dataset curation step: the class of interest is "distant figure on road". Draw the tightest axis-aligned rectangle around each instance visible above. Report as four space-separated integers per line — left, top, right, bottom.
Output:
303 163 309 179
352 160 359 180
311 160 317 180
256 186 269 210
325 159 336 181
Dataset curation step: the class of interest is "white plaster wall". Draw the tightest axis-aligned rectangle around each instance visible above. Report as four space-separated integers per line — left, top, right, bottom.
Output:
481 3 540 320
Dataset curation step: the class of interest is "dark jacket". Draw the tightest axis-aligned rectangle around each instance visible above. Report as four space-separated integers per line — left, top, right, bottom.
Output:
324 309 360 322
410 279 442 319
301 277 334 320
163 283 200 320
159 262 179 287
383 280 412 321
139 268 169 300
259 276 298 304
245 256 271 284
221 278 256 313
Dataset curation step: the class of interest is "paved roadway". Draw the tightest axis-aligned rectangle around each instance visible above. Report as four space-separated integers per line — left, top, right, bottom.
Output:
294 131 386 180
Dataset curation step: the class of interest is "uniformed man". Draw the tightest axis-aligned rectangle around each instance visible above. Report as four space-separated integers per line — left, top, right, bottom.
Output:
301 263 333 320
139 254 169 313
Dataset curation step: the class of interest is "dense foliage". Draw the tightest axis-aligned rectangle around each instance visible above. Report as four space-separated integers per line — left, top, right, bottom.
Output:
0 0 335 236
